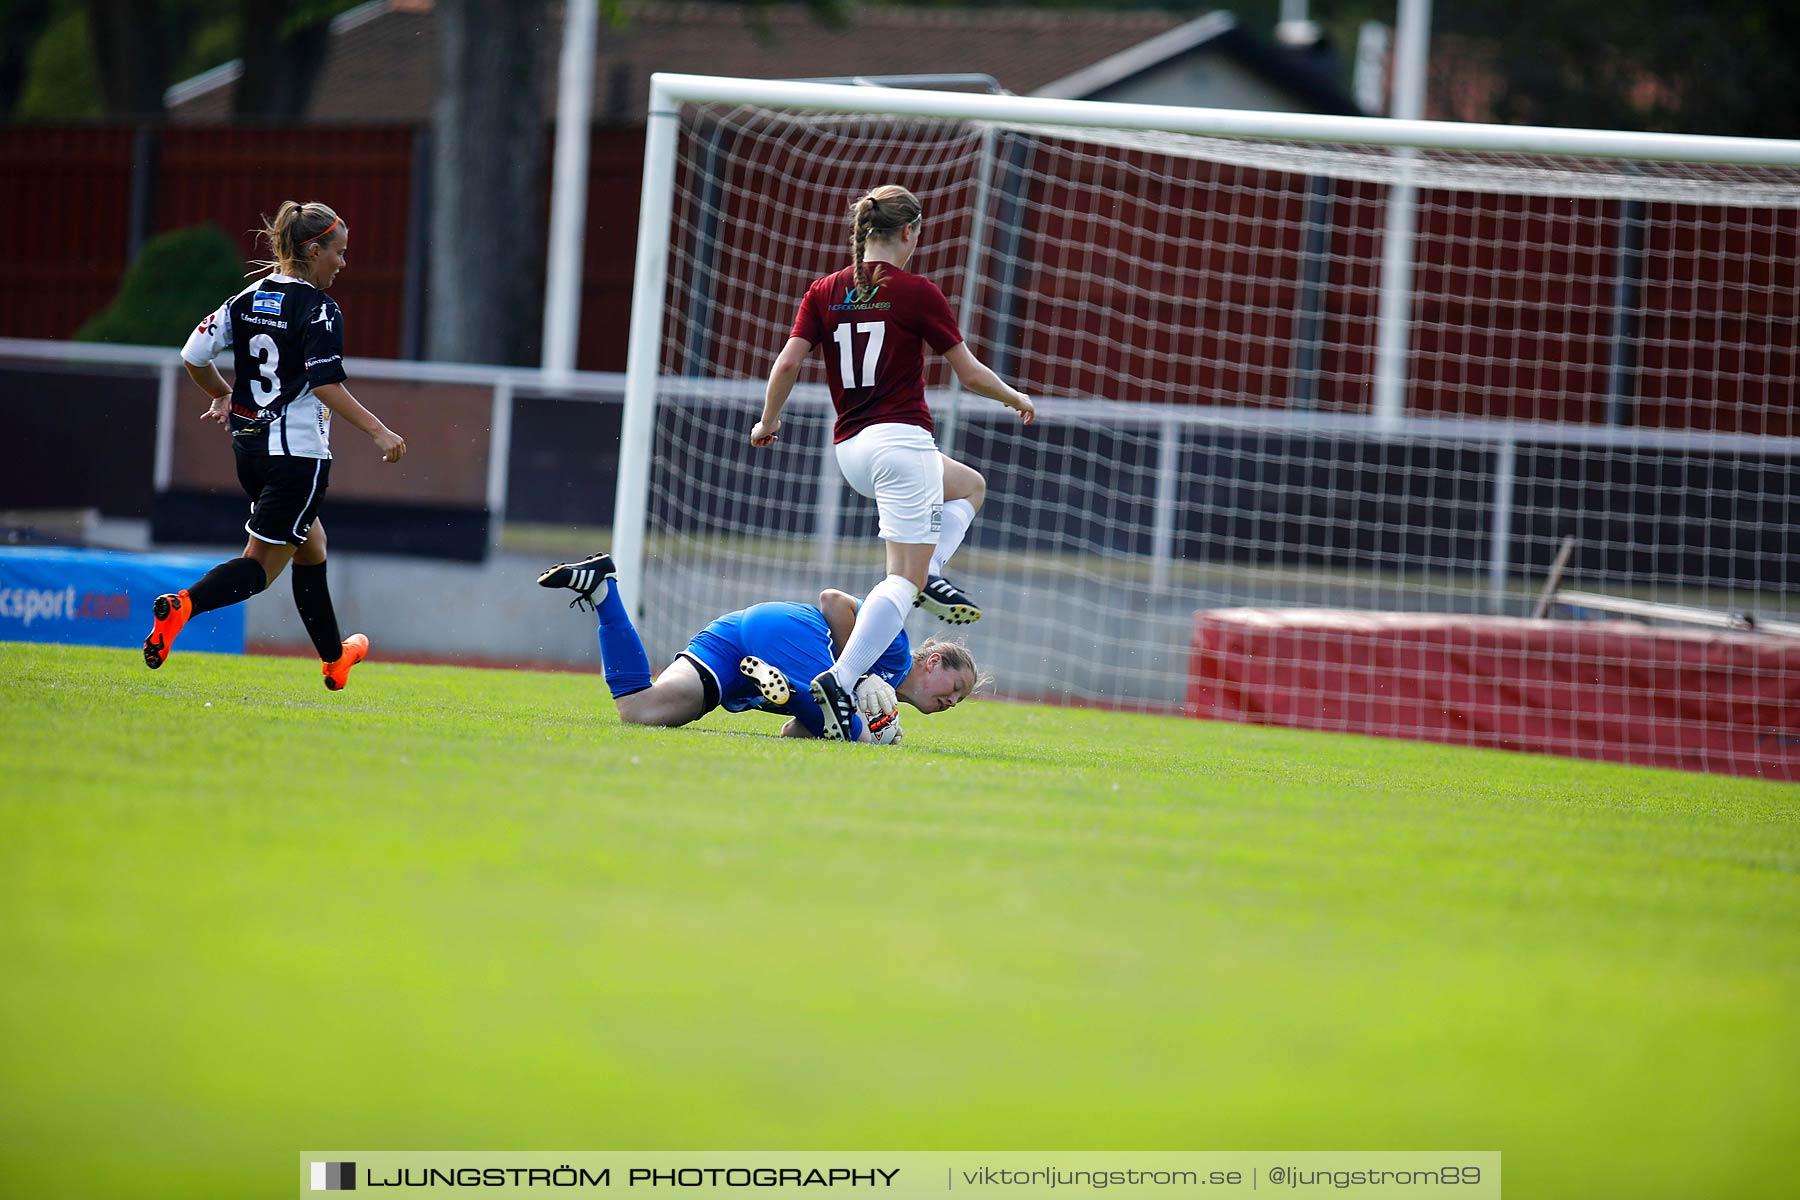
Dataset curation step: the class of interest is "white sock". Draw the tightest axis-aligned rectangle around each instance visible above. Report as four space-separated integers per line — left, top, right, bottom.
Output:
930 498 977 575
831 574 918 689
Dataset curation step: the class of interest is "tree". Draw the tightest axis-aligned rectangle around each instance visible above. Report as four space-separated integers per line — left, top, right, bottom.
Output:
1305 0 1800 137
424 0 844 367
0 0 53 116
233 0 337 119
426 0 553 366
52 0 355 121
1435 0 1800 137
12 3 98 118
75 224 248 347
86 0 165 117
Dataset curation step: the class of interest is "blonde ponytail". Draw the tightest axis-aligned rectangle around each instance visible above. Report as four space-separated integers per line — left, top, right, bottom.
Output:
250 200 343 277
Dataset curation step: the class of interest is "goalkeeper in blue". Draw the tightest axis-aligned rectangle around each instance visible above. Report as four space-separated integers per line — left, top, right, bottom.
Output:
537 552 979 743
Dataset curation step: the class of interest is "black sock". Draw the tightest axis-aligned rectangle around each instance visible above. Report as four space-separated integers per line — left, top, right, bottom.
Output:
185 556 267 615
291 561 345 662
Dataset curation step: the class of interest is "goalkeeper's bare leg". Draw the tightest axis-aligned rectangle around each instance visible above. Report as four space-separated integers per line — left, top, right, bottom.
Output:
614 659 709 727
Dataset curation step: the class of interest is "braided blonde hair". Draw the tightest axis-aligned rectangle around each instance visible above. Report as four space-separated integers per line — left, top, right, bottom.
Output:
251 200 343 277
850 185 922 299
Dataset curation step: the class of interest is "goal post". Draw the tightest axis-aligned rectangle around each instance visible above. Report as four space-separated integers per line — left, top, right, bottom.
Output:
616 71 1800 729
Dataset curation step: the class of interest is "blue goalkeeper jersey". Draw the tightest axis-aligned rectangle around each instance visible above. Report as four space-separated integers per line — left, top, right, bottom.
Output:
683 601 911 739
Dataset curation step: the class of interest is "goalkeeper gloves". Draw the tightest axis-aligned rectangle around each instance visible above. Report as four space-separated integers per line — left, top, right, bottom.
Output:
855 674 897 722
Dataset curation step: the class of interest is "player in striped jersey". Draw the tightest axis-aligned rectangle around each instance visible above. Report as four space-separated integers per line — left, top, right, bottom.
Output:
537 552 979 742
142 201 406 690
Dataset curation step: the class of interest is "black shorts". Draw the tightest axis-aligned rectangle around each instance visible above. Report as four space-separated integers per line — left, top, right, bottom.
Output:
234 441 330 547
675 651 723 713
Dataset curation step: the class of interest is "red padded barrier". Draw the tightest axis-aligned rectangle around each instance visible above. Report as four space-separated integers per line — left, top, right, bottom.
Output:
1187 609 1800 781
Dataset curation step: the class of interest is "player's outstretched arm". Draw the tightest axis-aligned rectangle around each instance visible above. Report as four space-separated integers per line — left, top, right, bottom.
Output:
943 343 1033 424
313 382 407 463
754 336 812 446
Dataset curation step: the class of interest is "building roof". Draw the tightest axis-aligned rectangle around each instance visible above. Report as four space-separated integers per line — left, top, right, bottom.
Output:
1036 10 1361 115
166 1 1200 125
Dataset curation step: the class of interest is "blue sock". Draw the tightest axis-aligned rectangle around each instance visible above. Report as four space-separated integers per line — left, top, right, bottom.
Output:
594 579 652 698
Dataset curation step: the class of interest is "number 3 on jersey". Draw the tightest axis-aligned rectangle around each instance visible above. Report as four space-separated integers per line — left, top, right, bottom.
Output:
248 332 280 404
833 321 885 390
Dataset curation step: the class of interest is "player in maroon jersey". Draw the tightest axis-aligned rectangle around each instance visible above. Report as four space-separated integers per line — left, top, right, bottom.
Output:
752 184 1033 740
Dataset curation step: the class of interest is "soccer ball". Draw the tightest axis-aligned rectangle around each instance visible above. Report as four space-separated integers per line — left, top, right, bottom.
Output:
867 709 902 745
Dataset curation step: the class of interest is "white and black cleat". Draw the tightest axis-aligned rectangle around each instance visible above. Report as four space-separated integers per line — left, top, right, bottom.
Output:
537 552 616 610
809 670 857 741
739 655 792 707
914 574 982 624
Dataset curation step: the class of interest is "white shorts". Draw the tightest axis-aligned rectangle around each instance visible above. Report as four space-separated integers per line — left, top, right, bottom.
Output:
833 422 944 544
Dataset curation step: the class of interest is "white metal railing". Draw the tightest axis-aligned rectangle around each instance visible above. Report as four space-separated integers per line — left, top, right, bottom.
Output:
9 337 1798 611
635 371 1800 617
0 337 628 391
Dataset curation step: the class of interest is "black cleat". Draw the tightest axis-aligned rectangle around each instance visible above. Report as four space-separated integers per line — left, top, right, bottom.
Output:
739 656 792 706
809 670 857 741
537 552 616 611
914 574 982 624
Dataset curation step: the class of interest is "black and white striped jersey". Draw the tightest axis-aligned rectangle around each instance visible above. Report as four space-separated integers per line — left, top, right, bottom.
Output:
181 273 348 458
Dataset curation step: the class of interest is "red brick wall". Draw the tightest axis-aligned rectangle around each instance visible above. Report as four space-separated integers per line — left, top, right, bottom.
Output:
0 127 137 339
154 126 416 357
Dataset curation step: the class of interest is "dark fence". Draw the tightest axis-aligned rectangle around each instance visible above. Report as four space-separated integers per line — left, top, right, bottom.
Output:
0 124 643 370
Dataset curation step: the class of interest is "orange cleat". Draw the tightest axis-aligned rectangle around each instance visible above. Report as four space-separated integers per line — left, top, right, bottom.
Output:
322 633 370 692
142 590 192 669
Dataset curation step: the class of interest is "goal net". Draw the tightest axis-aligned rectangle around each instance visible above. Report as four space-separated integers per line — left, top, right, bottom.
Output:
619 76 1800 742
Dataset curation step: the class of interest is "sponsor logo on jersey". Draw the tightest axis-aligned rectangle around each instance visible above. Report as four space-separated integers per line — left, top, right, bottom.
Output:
312 304 335 331
832 283 891 313
251 290 285 316
195 312 218 335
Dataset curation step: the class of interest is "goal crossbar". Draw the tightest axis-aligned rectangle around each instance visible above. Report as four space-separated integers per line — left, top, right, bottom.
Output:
647 72 1800 167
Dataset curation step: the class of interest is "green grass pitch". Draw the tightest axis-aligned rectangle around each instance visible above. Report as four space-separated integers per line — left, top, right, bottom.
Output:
2 641 1796 1198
